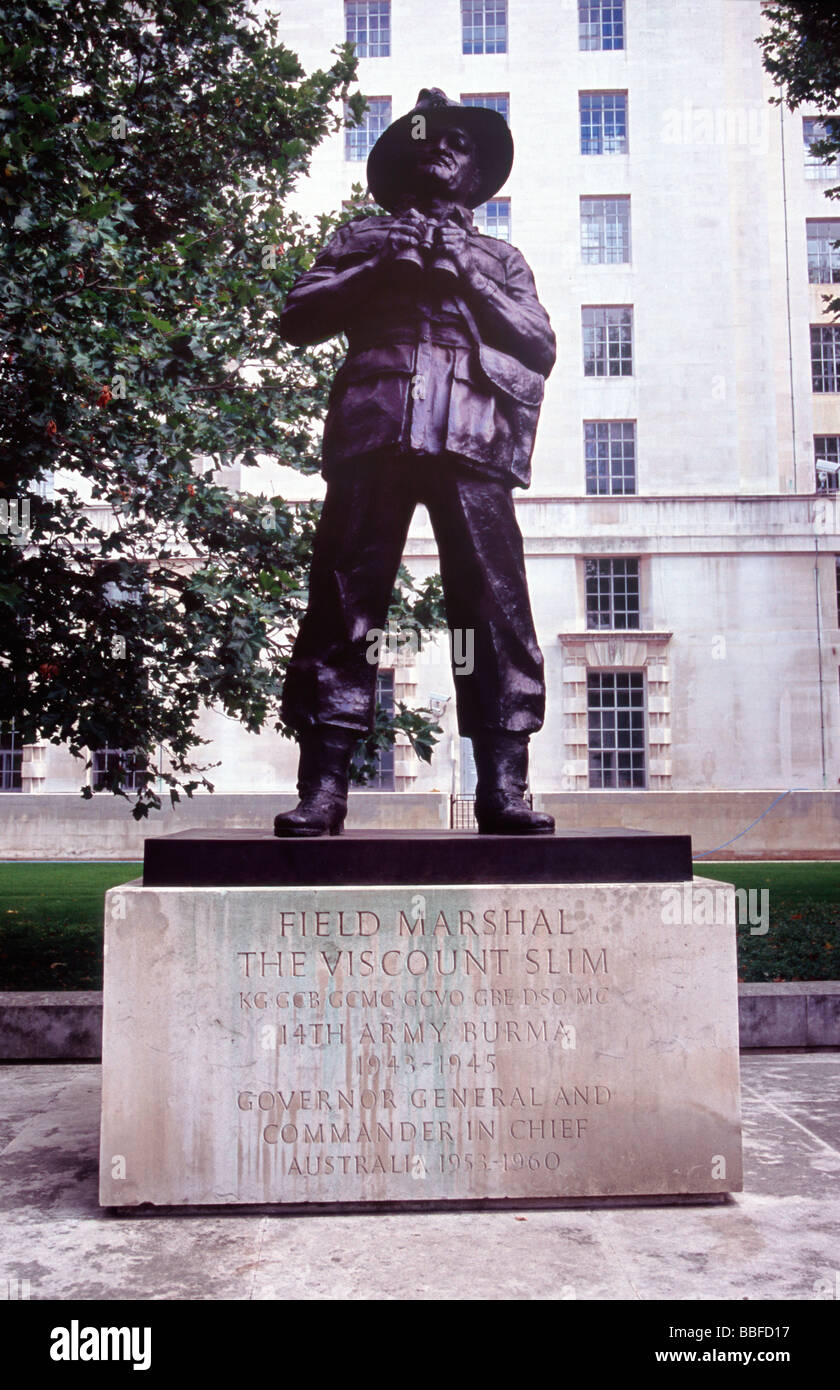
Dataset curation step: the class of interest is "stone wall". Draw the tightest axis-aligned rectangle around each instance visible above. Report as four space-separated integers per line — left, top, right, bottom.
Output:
1 789 837 860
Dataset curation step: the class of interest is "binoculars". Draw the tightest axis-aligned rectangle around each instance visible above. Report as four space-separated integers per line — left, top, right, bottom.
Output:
391 217 458 280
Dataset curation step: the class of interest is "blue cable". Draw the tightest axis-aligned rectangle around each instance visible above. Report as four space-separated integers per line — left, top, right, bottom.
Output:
694 789 793 859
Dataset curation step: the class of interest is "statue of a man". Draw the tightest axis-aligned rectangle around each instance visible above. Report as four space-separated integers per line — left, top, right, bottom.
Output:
275 88 555 837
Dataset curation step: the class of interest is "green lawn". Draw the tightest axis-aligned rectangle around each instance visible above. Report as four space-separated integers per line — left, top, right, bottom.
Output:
0 863 141 990
0 860 837 989
698 861 840 903
698 862 840 983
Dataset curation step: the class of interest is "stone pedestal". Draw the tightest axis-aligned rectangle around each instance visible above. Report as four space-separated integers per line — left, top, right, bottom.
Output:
99 845 742 1206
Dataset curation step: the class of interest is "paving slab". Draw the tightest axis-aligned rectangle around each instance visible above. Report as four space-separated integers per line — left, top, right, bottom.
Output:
0 1054 838 1301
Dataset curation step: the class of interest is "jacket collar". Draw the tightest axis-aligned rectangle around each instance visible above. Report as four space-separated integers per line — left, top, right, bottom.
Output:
400 201 477 233
450 204 477 233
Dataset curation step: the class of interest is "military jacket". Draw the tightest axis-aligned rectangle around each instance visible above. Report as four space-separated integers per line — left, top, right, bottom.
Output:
280 207 556 489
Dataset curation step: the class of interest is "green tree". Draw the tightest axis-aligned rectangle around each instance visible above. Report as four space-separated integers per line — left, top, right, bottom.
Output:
760 1 840 313
0 0 443 815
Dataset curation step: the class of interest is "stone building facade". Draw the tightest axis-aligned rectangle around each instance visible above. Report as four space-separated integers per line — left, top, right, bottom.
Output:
11 0 840 811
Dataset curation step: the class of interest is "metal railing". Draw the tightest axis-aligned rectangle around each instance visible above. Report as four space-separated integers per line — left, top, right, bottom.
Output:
450 794 477 830
450 793 534 830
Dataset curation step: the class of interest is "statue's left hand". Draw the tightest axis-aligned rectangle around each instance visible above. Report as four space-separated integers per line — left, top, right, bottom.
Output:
434 223 479 284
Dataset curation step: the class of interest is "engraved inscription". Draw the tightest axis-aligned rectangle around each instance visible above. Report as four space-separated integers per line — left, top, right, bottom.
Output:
231 897 617 1189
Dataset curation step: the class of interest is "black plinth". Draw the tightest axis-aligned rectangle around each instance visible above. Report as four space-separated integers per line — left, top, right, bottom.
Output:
142 828 693 888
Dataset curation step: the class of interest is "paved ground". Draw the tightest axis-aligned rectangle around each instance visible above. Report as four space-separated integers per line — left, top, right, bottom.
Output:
0 1052 837 1301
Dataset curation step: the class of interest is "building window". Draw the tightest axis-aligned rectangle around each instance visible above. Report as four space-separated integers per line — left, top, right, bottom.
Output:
345 97 391 161
460 735 477 795
371 670 395 790
816 436 840 490
0 723 22 791
345 1 390 57
585 421 636 495
585 558 640 629
474 197 511 240
587 671 646 789
461 93 510 124
582 305 633 376
462 0 507 54
580 92 628 154
581 196 630 262
807 220 840 283
804 118 840 179
91 748 147 792
579 0 625 51
811 325 840 392
99 568 148 607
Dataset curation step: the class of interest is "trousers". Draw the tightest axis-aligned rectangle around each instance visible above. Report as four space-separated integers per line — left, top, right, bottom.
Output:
281 454 546 737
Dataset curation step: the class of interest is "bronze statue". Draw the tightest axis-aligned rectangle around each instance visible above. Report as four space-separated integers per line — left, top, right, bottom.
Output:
275 89 555 837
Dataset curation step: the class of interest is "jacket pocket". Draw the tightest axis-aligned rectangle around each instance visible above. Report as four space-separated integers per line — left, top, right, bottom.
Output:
324 367 410 461
477 345 545 407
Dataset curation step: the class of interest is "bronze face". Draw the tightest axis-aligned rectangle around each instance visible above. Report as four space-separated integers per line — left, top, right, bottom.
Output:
409 123 480 206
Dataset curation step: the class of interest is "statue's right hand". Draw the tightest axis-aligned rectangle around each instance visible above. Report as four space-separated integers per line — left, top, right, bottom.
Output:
380 211 428 262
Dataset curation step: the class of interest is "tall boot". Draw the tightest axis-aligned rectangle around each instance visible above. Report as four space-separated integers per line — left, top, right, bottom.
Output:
472 731 554 836
273 725 357 838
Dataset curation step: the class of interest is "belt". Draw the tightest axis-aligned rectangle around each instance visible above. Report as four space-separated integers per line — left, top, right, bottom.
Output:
348 324 474 351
